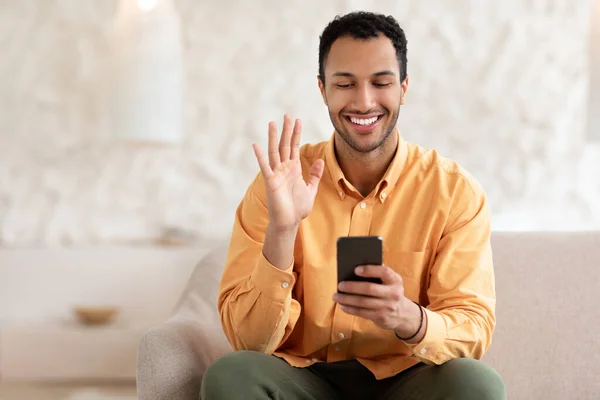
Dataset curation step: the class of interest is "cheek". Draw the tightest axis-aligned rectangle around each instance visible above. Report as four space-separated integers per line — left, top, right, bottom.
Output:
325 96 345 115
382 92 402 110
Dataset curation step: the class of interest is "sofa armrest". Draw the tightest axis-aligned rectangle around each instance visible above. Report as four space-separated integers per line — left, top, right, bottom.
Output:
137 318 205 400
137 242 233 399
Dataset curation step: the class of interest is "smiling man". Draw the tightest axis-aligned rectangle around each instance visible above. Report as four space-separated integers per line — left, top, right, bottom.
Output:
201 11 506 400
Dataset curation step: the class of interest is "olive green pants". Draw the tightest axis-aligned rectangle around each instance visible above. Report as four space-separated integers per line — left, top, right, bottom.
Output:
201 350 506 400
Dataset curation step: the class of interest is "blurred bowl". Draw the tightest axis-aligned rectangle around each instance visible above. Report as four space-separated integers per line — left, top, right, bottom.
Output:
73 306 120 326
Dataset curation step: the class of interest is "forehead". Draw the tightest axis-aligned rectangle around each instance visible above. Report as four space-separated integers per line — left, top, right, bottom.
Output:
325 35 399 77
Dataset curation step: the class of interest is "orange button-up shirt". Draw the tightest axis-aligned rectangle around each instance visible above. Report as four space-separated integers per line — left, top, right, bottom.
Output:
218 130 496 380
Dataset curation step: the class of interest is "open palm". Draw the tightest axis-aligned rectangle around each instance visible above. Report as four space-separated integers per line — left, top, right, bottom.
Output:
252 115 324 232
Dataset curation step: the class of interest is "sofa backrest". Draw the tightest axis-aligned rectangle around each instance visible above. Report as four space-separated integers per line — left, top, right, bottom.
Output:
485 231 600 399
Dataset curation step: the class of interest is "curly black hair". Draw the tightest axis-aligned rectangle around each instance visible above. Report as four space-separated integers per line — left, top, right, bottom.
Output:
318 11 408 83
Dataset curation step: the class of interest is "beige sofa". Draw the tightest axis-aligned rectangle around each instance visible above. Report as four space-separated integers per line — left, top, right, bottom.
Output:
137 232 600 400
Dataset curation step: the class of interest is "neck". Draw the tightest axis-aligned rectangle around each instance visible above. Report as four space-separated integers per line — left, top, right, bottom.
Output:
334 130 399 197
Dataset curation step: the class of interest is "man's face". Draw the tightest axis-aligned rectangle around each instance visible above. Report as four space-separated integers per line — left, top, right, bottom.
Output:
319 35 408 153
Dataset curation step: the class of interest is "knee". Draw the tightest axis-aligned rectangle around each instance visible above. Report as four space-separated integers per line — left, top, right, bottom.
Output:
201 351 264 398
437 358 506 400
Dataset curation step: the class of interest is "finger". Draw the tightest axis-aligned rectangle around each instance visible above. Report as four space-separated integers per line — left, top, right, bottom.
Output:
307 159 324 192
290 118 302 160
337 280 387 298
356 265 401 285
333 292 386 310
279 114 293 161
268 121 281 169
252 143 274 179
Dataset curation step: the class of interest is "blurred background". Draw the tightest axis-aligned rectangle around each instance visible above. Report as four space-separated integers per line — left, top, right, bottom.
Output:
0 0 599 398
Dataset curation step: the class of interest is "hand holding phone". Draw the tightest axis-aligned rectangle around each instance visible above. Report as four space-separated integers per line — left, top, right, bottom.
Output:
336 236 383 291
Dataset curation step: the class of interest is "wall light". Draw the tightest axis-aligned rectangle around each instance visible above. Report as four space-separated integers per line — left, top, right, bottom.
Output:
137 0 158 12
109 0 184 146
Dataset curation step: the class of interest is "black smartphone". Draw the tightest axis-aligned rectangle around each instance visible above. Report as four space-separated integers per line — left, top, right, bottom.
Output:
336 236 383 291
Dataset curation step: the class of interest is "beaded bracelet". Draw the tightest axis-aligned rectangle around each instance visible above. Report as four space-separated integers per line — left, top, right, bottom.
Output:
394 301 424 341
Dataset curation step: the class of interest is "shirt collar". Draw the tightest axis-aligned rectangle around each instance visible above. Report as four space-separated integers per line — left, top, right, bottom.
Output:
324 129 408 202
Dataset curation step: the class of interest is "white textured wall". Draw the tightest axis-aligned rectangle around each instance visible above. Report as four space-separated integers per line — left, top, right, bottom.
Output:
589 0 600 141
1 0 599 247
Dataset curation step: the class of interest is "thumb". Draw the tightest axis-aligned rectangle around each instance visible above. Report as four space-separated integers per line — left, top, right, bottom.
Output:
307 159 324 193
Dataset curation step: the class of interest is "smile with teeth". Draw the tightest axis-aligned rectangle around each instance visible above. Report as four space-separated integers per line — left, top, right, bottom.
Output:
348 116 380 126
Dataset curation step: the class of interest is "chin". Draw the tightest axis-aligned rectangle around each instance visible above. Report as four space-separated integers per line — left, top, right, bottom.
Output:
341 131 386 154
348 122 388 148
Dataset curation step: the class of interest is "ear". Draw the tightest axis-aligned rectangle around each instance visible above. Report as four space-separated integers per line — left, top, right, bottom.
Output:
400 75 409 105
317 76 327 105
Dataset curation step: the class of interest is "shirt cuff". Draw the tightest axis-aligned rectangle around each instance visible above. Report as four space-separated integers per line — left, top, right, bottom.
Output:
250 252 295 303
405 308 446 364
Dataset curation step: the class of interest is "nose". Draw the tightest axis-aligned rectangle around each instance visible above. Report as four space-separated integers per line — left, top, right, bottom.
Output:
353 84 377 112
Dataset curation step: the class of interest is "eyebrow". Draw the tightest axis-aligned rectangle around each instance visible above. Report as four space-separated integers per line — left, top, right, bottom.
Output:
332 70 396 78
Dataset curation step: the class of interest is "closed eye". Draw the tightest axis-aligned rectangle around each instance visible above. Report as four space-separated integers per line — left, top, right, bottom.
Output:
373 83 393 88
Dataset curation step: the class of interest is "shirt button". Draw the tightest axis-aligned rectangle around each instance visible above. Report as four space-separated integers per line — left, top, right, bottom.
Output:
360 202 366 209
334 346 341 351
312 358 319 362
381 192 387 199
281 282 289 289
420 348 427 355
305 359 311 364
339 191 343 197
338 332 345 339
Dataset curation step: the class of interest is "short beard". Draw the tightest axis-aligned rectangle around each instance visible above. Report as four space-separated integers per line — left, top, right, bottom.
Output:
329 107 400 154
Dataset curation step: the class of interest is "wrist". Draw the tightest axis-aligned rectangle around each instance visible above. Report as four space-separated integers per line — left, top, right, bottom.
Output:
267 222 299 239
393 299 425 343
262 223 298 270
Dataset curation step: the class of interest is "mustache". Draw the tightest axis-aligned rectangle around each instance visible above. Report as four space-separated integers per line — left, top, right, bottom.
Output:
340 109 386 115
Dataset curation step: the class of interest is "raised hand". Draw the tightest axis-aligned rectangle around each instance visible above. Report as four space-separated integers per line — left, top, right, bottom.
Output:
252 115 325 233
